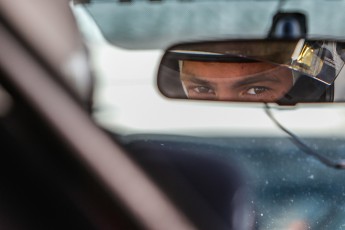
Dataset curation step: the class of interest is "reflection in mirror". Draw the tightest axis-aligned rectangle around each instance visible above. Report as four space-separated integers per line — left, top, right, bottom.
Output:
158 39 345 104
180 61 292 102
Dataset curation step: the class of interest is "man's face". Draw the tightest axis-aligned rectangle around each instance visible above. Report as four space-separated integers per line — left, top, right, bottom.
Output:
180 60 293 102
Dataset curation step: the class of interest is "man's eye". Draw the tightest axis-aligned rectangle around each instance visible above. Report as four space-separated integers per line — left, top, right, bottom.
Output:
246 87 269 95
193 86 214 94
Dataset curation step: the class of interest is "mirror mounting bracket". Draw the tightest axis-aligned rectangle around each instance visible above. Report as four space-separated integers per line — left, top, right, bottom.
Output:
268 12 307 39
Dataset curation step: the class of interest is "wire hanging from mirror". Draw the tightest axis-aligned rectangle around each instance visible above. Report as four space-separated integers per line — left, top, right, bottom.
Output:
264 103 345 170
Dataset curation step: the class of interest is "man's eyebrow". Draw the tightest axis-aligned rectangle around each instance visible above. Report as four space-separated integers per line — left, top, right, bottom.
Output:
231 74 282 88
180 75 212 85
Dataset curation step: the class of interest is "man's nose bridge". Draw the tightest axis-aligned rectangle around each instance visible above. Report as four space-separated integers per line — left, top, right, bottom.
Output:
217 87 237 101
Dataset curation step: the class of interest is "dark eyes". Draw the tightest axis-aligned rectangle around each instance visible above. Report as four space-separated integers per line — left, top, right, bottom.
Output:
246 87 269 95
192 86 215 94
190 86 271 96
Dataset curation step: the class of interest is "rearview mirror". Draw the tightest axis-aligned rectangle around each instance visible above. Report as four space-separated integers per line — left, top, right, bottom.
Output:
157 39 345 104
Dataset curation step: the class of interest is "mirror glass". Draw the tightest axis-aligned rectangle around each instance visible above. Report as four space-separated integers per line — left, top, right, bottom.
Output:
158 39 345 104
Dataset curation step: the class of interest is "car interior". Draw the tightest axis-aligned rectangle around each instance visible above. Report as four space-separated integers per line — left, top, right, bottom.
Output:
1 1 345 230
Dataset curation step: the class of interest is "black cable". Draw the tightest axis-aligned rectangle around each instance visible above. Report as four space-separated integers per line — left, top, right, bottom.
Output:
264 103 345 170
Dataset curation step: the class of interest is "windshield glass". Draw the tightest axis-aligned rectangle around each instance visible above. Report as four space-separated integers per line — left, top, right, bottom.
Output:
122 134 345 230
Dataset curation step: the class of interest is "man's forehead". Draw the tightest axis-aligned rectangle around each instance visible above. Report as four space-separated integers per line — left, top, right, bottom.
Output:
181 72 285 86
181 60 282 78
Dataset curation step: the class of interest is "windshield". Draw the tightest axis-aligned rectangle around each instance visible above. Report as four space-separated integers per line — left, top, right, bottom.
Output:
121 134 345 230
